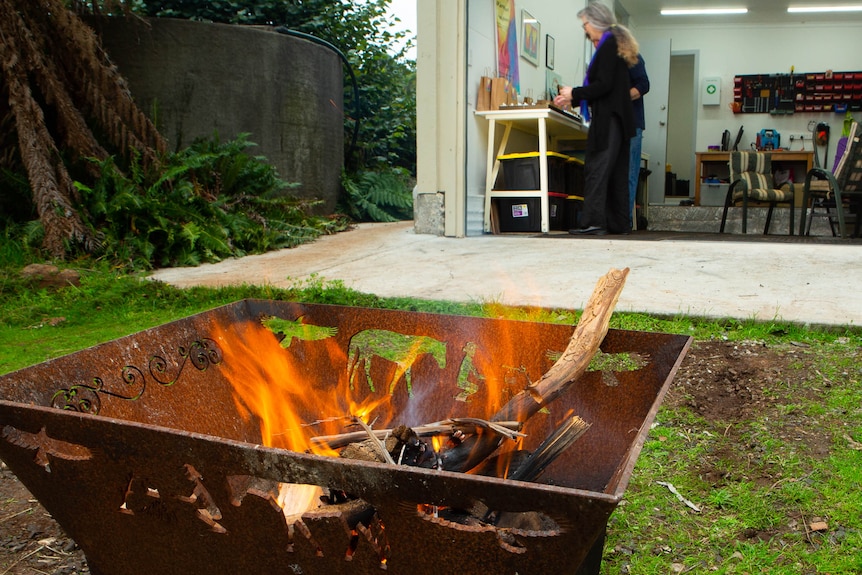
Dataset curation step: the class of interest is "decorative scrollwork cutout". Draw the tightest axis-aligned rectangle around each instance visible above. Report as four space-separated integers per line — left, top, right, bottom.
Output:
151 338 222 385
51 384 101 414
51 338 222 414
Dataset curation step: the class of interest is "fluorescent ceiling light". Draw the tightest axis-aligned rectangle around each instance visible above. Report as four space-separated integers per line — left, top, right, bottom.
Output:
661 8 748 15
788 5 862 12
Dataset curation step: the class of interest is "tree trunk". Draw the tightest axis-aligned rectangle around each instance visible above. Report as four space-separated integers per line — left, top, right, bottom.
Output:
0 0 165 257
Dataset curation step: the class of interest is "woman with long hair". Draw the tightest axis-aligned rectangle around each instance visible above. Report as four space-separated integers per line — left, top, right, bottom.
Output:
554 2 639 235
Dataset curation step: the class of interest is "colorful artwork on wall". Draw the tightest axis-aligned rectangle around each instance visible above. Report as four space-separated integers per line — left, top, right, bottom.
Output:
495 0 520 91
520 10 540 67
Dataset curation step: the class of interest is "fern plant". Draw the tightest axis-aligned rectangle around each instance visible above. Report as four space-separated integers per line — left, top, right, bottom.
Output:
340 167 414 222
71 134 349 269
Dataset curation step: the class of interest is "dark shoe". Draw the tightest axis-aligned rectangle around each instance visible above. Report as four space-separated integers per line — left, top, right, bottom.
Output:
569 226 607 236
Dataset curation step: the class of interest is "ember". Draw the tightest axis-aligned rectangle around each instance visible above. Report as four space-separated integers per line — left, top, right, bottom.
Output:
0 269 691 575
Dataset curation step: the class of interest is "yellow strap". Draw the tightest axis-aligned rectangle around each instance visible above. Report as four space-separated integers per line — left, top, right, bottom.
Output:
497 151 575 161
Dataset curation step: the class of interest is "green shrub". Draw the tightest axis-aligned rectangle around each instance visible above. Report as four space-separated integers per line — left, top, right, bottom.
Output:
340 167 414 222
72 133 349 269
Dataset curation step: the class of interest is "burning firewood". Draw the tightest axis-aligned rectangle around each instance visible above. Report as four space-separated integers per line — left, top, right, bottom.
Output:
349 415 396 464
417 413 591 531
421 267 629 474
312 418 524 451
339 424 434 466
506 412 591 482
279 268 628 531
467 413 590 483
335 268 627 477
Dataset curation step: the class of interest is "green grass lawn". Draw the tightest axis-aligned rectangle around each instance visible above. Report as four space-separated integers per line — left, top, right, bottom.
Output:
1 261 861 574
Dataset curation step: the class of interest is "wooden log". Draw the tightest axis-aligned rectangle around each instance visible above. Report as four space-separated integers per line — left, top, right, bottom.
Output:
433 267 629 473
311 419 524 450
500 267 629 421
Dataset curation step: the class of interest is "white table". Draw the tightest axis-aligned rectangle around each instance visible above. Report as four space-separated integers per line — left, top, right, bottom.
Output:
476 107 588 233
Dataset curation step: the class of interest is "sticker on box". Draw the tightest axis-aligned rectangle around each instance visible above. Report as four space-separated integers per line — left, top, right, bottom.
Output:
511 203 529 218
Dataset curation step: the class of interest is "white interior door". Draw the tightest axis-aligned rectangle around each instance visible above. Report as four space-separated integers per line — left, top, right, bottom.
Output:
639 38 671 205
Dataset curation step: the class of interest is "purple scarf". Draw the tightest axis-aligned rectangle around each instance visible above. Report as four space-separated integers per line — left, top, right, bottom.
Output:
581 29 614 122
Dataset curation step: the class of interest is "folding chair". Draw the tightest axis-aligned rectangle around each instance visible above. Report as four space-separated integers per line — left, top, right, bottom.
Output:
799 121 862 238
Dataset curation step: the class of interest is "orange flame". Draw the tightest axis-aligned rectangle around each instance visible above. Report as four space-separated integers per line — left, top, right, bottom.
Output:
211 316 542 479
430 435 443 453
212 320 393 457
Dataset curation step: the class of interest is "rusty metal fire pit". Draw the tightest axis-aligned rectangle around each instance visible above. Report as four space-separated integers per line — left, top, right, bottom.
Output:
0 300 690 575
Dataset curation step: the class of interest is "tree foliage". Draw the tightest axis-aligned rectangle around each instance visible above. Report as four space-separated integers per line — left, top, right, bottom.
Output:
0 0 417 263
340 167 414 223
132 0 417 176
0 0 166 257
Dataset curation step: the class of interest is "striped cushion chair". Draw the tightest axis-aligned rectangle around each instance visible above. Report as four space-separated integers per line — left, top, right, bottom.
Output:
799 121 861 238
720 152 795 235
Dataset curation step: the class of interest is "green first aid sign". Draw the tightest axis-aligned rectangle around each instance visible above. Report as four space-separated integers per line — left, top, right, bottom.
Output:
703 77 721 105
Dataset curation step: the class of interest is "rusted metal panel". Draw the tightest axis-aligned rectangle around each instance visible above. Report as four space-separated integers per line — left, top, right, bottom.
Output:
0 300 691 575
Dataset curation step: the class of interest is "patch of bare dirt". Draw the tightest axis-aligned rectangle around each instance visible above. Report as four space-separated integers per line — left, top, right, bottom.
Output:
669 339 814 420
665 339 836 546
0 339 828 573
668 339 830 458
0 465 89 574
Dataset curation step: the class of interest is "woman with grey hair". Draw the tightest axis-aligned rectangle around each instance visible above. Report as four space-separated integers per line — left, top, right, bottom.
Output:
554 2 639 235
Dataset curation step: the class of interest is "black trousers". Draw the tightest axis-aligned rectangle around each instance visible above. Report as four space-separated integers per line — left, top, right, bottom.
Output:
580 115 631 233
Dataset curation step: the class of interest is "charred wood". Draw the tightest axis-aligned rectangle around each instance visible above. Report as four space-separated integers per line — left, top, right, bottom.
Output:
311 419 523 450
507 413 591 482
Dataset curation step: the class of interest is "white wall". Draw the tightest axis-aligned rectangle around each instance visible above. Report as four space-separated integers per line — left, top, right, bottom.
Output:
465 0 586 234
456 5 862 235
635 21 862 154
416 0 468 236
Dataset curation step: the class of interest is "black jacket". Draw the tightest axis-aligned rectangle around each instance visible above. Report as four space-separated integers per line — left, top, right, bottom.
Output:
571 34 635 152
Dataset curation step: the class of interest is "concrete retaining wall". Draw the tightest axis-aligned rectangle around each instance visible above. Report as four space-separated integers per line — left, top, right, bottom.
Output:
95 17 344 213
647 206 834 235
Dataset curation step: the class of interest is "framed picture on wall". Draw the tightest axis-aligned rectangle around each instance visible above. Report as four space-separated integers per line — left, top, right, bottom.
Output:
520 10 540 66
546 35 555 70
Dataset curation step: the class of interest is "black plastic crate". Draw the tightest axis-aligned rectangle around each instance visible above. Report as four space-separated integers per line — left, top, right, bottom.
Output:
494 194 567 233
565 195 584 230
549 192 567 231
495 197 540 232
496 152 571 192
567 158 585 197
